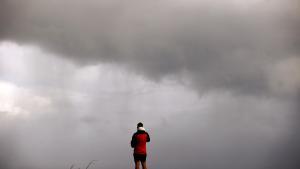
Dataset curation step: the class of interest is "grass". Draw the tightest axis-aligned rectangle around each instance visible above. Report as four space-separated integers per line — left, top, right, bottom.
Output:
69 160 97 169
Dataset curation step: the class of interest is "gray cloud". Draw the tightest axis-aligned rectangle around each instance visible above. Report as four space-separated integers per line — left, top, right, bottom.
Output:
0 0 300 169
1 0 299 94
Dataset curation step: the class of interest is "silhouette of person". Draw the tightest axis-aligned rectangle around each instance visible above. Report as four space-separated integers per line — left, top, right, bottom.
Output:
131 122 150 169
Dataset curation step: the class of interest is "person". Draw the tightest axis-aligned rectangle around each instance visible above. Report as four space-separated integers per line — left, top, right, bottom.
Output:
131 122 150 169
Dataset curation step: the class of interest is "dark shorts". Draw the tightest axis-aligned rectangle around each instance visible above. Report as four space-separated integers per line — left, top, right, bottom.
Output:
133 153 147 162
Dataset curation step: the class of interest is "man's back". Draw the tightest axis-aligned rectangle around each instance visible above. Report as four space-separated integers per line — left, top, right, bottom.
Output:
131 130 150 154
131 123 150 169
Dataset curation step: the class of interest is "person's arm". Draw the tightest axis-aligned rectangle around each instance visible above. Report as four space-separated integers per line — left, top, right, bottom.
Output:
146 132 150 142
131 133 137 148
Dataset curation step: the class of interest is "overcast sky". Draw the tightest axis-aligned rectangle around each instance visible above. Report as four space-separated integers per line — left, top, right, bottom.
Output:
0 0 300 169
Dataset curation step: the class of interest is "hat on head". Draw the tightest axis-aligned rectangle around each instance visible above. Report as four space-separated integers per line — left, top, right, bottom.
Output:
137 122 143 128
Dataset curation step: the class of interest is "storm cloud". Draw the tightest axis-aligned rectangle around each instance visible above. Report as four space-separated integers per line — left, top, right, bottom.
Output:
1 0 299 93
0 0 300 169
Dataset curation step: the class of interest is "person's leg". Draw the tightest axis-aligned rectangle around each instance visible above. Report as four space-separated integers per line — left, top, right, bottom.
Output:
135 160 140 169
141 161 147 169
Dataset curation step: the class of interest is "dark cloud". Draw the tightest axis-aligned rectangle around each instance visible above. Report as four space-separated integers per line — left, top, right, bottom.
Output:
0 0 300 169
269 92 300 169
1 0 299 94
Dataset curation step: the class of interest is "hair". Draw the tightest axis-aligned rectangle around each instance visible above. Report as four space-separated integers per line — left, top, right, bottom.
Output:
137 122 143 128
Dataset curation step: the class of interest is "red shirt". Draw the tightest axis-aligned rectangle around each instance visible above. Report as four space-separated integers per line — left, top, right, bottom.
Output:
131 130 150 155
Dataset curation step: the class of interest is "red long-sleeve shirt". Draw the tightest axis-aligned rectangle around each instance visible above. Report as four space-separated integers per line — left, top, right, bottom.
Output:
131 130 150 155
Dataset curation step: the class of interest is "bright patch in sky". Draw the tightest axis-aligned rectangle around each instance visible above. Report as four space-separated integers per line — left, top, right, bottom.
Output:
0 81 21 116
0 81 51 117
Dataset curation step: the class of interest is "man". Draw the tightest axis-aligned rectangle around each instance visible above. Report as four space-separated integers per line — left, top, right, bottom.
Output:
131 122 150 169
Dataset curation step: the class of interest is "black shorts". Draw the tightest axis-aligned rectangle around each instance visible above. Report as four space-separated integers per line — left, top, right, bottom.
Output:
133 153 147 162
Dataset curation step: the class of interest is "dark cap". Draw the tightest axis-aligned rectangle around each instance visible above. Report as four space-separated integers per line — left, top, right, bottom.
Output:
137 122 143 128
